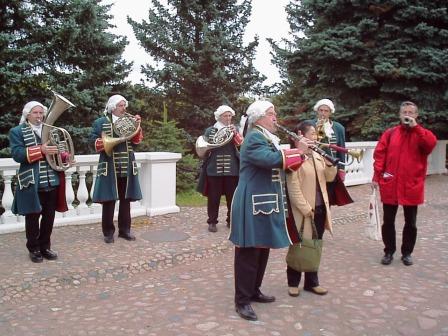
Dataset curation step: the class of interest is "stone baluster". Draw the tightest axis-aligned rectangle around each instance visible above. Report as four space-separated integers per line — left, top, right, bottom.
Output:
0 169 19 224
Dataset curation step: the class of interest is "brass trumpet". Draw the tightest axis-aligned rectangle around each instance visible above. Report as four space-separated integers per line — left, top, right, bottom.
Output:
315 117 327 141
316 142 364 166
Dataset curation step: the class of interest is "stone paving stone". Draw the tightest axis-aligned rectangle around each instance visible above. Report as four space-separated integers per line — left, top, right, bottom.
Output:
0 174 447 335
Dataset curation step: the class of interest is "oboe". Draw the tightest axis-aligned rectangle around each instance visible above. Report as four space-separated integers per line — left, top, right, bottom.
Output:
275 123 340 167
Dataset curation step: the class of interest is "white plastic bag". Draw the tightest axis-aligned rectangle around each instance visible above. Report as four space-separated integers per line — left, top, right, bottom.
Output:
366 185 382 241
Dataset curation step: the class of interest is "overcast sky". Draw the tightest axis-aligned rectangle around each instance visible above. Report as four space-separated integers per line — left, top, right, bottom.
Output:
103 0 291 85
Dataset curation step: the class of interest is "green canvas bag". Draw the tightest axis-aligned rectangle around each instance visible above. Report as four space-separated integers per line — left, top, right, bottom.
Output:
286 217 323 272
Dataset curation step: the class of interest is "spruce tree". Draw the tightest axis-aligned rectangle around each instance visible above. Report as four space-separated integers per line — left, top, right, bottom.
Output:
128 0 265 136
0 0 132 155
271 0 448 140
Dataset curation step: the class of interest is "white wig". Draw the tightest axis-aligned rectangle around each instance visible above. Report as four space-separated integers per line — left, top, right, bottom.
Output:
20 101 48 124
214 105 235 121
246 100 274 125
313 98 335 114
104 94 128 115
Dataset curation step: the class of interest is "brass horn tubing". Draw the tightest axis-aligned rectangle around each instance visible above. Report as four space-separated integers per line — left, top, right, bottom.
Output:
102 124 141 157
317 142 364 163
41 123 76 171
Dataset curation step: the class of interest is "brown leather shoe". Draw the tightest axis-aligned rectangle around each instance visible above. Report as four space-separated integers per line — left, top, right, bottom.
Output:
288 287 300 297
304 286 328 295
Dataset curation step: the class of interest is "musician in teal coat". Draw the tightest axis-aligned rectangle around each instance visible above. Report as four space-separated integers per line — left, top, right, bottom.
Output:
229 100 312 321
9 101 67 263
90 95 143 244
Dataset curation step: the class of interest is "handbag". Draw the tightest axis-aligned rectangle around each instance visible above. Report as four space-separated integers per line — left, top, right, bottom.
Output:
286 217 323 272
366 185 382 241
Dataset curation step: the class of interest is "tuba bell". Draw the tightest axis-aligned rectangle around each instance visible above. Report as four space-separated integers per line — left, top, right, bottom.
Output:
40 91 76 171
195 126 235 159
102 113 141 156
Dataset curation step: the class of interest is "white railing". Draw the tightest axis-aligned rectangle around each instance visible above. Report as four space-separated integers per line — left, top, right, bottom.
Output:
344 140 447 186
0 152 181 234
0 141 446 234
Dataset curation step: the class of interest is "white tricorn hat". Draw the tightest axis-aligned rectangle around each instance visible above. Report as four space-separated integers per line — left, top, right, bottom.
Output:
214 105 236 121
313 98 335 114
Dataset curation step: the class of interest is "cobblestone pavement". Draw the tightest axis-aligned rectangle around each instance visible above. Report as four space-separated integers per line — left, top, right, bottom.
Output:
0 175 447 336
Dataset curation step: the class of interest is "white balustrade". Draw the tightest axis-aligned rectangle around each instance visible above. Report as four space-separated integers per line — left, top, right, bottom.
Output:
0 141 446 234
0 152 181 234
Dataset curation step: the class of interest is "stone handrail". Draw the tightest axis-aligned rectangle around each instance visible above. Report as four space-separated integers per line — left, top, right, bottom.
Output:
0 141 446 234
0 152 181 234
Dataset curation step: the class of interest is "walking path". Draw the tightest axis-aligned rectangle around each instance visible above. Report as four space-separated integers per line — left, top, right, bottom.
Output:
0 175 447 336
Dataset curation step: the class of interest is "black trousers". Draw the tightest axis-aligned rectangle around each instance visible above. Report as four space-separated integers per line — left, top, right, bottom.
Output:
287 205 326 288
234 247 270 305
101 177 131 237
25 189 58 252
206 176 238 225
382 203 418 256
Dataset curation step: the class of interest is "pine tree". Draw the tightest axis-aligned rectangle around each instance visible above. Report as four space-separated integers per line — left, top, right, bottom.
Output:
0 0 132 155
128 0 265 135
271 0 448 140
139 103 200 192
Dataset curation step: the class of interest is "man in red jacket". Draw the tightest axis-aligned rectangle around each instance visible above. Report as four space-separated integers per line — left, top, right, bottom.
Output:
372 101 437 266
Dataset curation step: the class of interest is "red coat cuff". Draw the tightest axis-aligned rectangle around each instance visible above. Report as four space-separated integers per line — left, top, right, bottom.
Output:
27 145 44 163
131 128 143 144
282 148 305 171
95 138 104 152
233 132 243 146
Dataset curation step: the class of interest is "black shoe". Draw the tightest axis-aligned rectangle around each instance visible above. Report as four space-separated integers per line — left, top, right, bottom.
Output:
29 251 43 263
381 253 393 265
208 224 217 232
251 292 276 303
401 255 413 266
235 304 257 321
41 249 58 260
104 235 114 244
118 232 136 241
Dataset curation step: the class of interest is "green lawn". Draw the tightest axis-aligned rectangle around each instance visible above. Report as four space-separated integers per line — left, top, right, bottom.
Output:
176 190 208 207
176 191 227 207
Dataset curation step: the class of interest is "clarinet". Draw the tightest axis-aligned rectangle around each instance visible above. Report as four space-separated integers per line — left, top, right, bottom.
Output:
275 123 340 167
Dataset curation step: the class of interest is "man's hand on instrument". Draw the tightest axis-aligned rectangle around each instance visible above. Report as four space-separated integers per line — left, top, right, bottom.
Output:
41 141 58 155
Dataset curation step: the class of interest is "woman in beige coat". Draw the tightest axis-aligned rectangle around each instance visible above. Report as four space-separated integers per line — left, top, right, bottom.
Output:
286 121 337 296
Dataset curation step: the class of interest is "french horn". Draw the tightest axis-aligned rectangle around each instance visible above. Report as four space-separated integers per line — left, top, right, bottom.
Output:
40 91 76 171
102 113 141 156
195 126 235 159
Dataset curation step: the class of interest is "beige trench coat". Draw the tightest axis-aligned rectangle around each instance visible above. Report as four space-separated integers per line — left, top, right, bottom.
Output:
286 152 337 239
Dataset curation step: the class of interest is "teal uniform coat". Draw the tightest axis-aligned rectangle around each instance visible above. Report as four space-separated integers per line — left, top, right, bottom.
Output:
90 115 142 203
196 126 240 196
229 126 292 248
311 119 345 170
9 123 67 215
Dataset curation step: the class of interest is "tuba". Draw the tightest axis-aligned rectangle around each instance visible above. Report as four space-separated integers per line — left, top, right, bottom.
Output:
195 126 235 159
102 113 141 156
41 91 76 171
